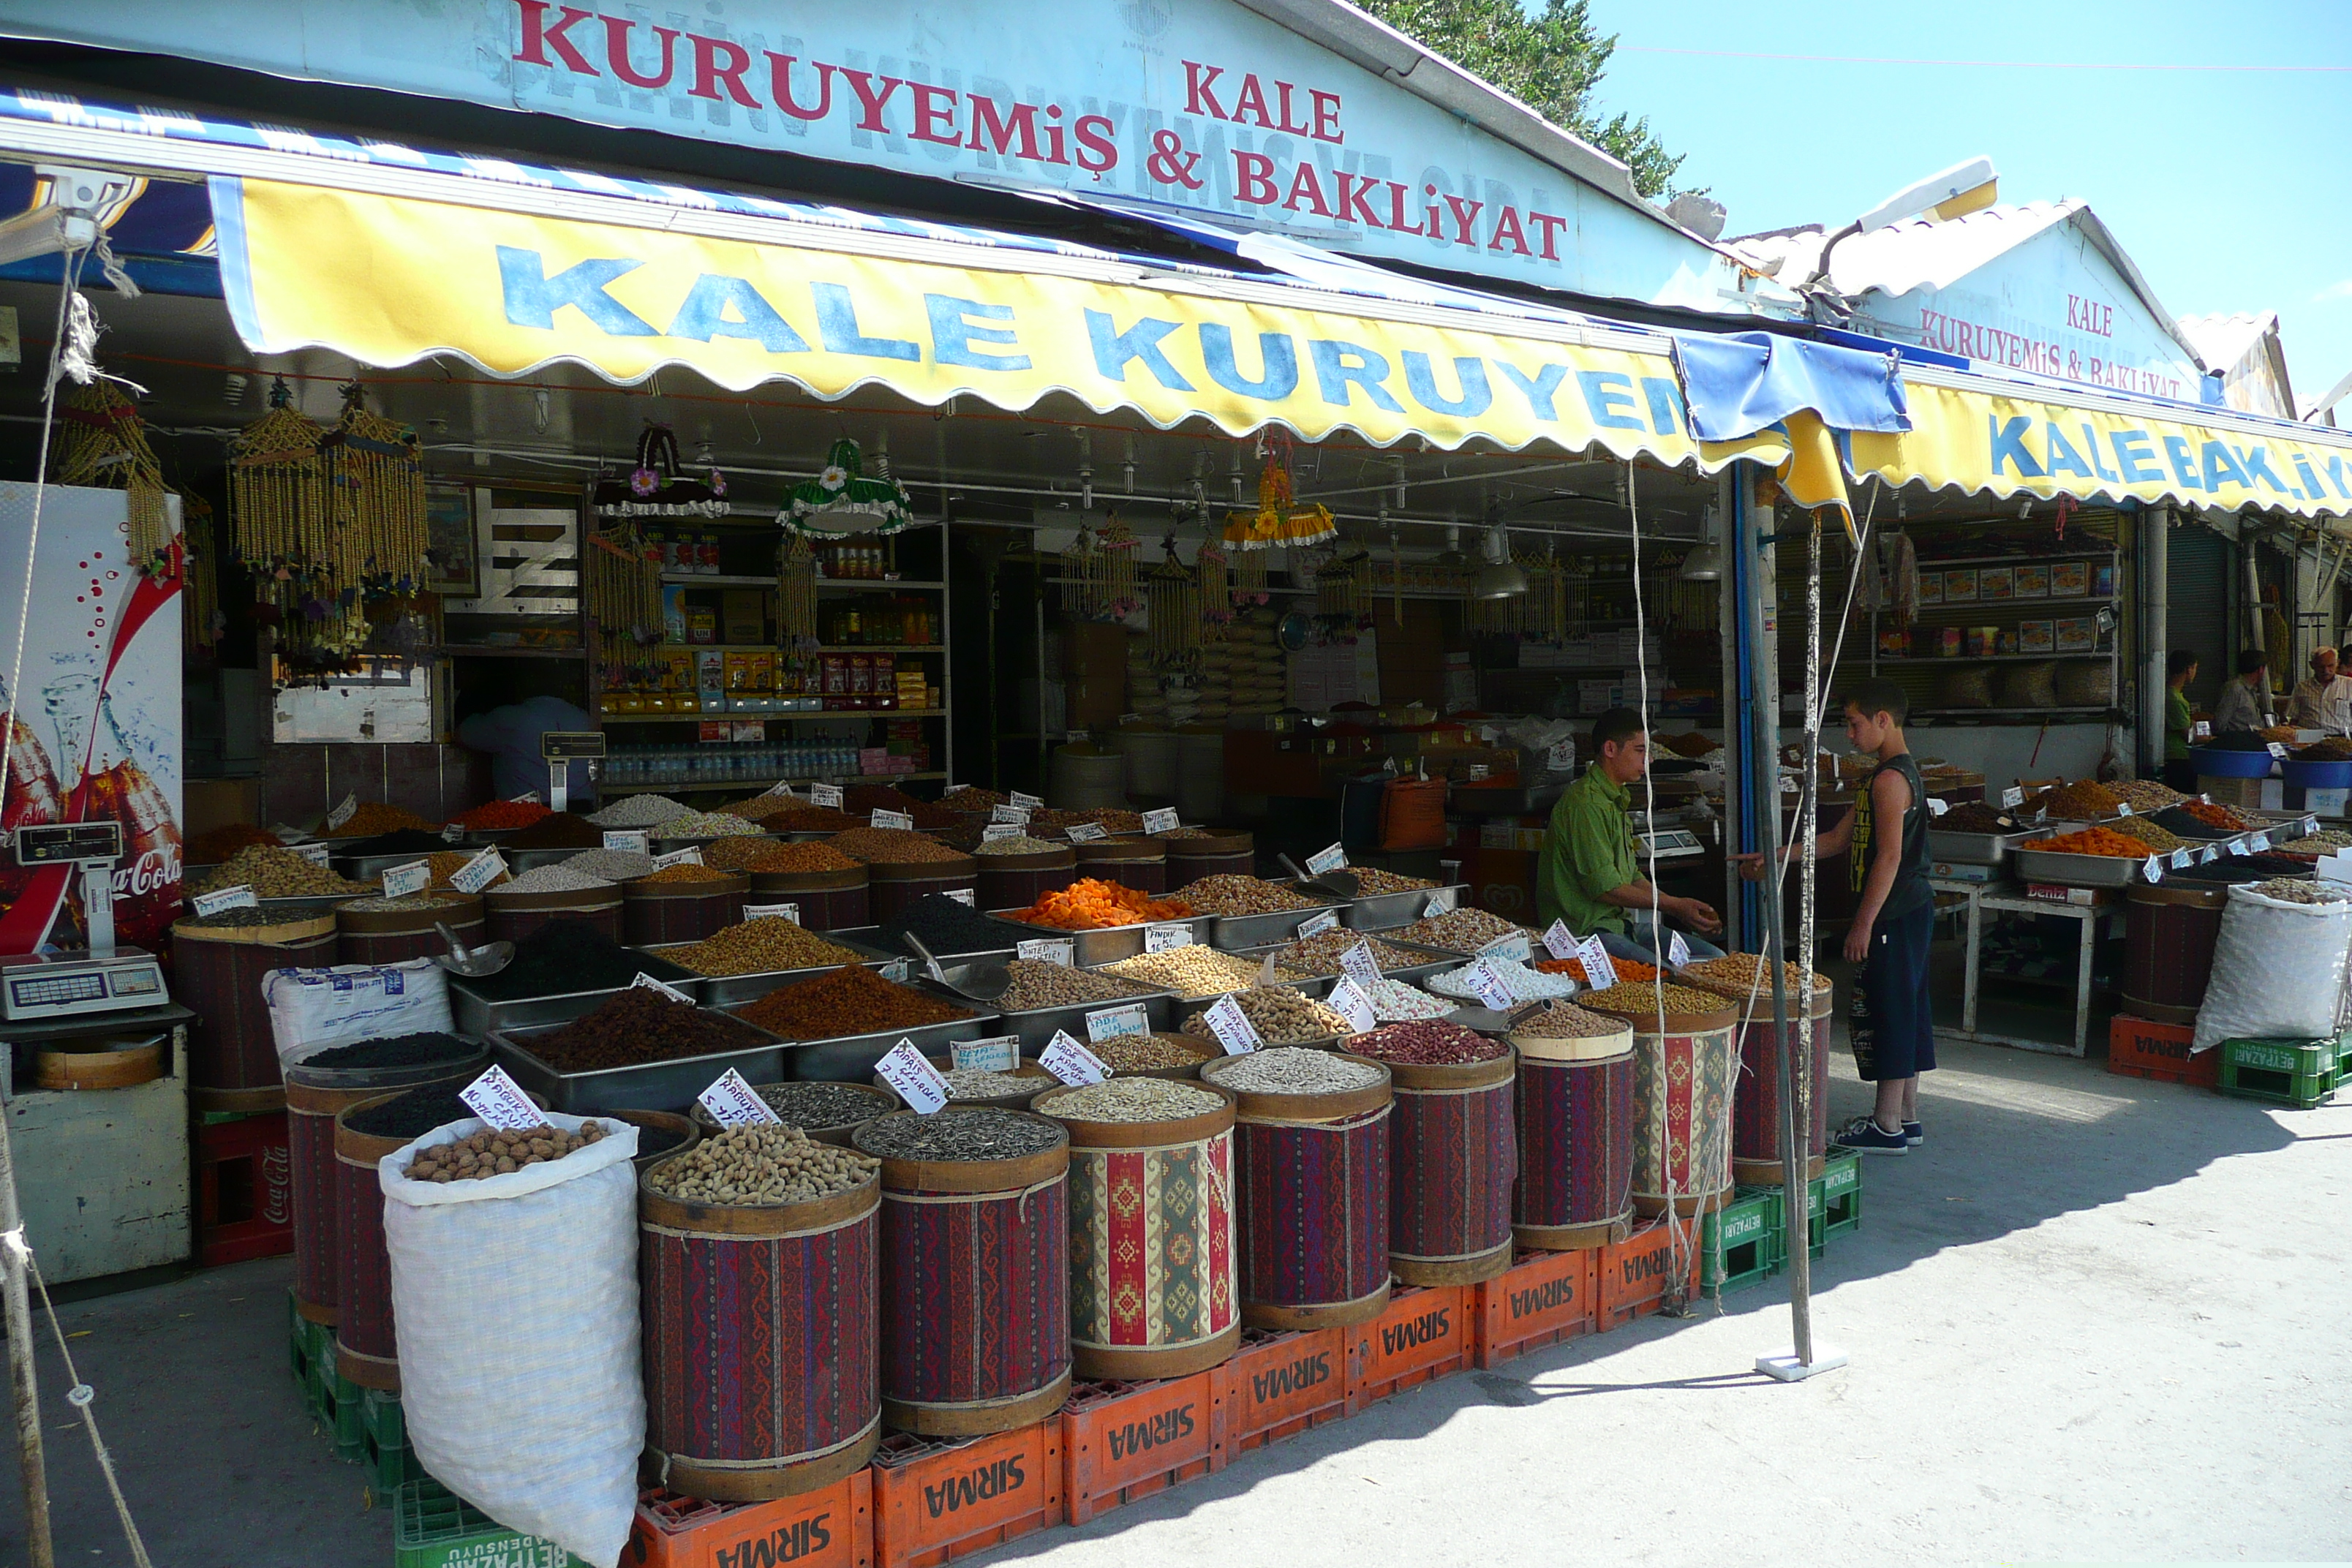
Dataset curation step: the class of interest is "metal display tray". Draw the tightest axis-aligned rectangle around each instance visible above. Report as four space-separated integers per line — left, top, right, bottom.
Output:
2010 848 2142 887
830 924 1017 963
447 978 705 1041
1926 821 2087 866
712 1007 998 1083
1224 939 1461 992
1207 905 1346 951
638 934 898 1009
910 980 1177 1050
983 911 1216 968
487 1013 790 1114
1343 883 1470 932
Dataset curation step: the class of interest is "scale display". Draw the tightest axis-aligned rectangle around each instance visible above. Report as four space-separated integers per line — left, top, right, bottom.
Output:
0 951 167 1021
13 821 124 865
1636 829 1705 859
539 731 607 761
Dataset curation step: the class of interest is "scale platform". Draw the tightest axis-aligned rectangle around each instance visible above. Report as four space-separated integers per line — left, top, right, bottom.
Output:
0 949 169 1022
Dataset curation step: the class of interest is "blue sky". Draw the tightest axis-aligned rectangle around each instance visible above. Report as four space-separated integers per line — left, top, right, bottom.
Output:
1590 1 2352 412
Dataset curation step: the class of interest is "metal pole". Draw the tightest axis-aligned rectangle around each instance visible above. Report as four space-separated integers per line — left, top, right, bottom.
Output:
2142 505 2170 778
0 1093 56 1568
1716 471 1746 951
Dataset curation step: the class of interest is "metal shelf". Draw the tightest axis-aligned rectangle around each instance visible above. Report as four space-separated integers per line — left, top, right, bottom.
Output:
598 709 947 723
434 644 587 659
1909 595 2117 611
1874 651 2114 664
655 575 948 589
655 771 948 793
1910 706 2126 719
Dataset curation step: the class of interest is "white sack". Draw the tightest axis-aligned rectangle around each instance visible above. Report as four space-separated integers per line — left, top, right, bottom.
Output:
2192 883 2352 1053
380 1115 643 1567
265 959 453 1068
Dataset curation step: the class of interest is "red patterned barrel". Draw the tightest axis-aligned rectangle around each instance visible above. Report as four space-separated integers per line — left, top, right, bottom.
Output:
1508 1020 1637 1251
2123 881 2230 1022
1202 1058 1392 1332
1724 982 1832 1186
333 1105 410 1391
1580 997 1741 1218
172 915 338 1110
856 1112 1071 1436
641 1162 881 1501
1362 1049 1516 1286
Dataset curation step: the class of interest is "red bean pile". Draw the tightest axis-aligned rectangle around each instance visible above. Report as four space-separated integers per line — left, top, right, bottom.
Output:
1348 1020 1507 1065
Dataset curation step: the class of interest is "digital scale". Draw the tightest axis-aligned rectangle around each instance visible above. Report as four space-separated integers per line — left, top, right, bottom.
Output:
1635 828 1707 861
540 731 607 813
3 821 170 1020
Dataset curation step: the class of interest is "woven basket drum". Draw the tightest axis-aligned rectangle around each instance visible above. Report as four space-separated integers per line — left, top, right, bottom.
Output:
1350 1047 1517 1286
1579 995 1741 1218
1506 1018 1636 1250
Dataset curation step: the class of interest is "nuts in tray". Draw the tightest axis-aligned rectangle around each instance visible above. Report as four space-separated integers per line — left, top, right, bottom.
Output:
1167 875 1324 918
1259 930 1428 979
1178 986 1350 1044
993 960 1161 1011
1098 946 1265 998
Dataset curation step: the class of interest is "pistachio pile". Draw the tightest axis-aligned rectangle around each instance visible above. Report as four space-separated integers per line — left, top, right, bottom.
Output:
404 1121 610 1182
1179 985 1350 1044
647 1124 878 1205
995 960 1160 1012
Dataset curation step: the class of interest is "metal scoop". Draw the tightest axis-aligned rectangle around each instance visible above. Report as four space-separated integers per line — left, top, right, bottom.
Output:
1277 852 1360 901
1444 1000 1542 1034
902 931 1012 1005
431 921 513 979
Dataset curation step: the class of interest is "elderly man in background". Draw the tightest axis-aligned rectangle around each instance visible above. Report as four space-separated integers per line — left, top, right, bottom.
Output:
2290 647 2352 734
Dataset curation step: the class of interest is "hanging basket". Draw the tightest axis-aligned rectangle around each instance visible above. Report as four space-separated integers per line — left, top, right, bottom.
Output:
595 424 729 519
778 437 915 536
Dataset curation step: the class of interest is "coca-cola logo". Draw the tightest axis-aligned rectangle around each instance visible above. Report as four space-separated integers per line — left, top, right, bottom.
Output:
110 848 182 898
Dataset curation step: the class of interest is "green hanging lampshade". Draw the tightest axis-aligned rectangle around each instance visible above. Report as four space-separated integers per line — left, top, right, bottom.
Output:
778 437 918 536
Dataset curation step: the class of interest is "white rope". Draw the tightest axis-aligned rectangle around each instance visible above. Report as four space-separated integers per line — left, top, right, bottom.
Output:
15 1233 153 1568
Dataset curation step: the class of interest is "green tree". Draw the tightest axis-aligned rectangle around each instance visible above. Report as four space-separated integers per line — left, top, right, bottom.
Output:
1358 0 1687 199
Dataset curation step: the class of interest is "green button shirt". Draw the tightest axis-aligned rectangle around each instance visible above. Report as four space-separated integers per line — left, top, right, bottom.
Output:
1537 764 1639 935
2165 687 2193 761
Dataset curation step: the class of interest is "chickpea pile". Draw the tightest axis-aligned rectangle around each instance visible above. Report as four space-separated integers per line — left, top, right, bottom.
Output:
404 1121 608 1182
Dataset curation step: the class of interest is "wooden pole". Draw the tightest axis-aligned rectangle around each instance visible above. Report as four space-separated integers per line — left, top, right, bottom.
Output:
0 1091 56 1568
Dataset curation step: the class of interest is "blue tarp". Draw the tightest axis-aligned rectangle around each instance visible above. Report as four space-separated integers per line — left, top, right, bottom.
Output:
1670 330 1911 441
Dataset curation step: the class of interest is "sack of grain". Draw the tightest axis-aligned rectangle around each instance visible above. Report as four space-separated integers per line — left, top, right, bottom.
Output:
1999 661 2059 708
1940 667 1994 709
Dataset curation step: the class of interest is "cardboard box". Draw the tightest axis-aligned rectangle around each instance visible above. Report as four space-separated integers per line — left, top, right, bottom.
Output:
721 589 766 646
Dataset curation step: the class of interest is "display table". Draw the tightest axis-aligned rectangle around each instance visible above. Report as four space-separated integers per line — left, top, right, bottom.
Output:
1937 881 2114 1058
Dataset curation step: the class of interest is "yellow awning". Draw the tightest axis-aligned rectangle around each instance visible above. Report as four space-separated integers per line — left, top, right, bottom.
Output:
214 176 1783 470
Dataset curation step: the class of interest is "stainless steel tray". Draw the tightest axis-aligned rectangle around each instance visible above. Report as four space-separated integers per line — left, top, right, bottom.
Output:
984 911 1215 967
1207 905 1345 951
831 924 1017 963
714 1006 998 1083
1223 939 1460 992
1926 821 2085 867
333 848 452 881
910 979 1177 1050
1342 884 1470 932
640 934 898 1008
447 979 706 1041
502 847 592 873
489 1012 790 1115
2010 848 2142 887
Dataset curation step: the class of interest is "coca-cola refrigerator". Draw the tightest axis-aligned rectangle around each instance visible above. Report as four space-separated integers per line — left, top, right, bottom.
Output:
0 481 183 957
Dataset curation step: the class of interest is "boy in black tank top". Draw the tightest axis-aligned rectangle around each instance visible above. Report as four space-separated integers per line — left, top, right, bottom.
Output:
1737 676 1932 1154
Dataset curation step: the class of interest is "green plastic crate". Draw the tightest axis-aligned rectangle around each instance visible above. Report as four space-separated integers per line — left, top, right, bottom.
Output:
1701 1190 1782 1295
311 1360 366 1462
395 1480 585 1568
2218 1038 2338 1109
362 1387 420 1491
1820 1149 1862 1242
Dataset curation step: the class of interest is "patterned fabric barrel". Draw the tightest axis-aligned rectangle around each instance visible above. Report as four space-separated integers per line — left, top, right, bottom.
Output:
623 872 752 946
1507 1019 1636 1251
173 914 337 1111
1362 1049 1517 1286
973 848 1078 915
1202 1057 1392 1331
1725 982 1833 1186
1580 996 1741 1218
749 867 868 932
333 1104 411 1391
482 889 622 946
336 893 484 967
2124 882 2229 1024
641 1162 882 1501
284 1047 485 1326
1164 831 1255 887
866 859 980 925
855 1111 1072 1436
1073 839 1167 895
1036 1081 1240 1379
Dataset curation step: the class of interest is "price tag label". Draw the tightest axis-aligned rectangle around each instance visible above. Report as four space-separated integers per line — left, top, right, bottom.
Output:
698 1068 783 1128
631 971 694 1003
764 780 799 799
441 822 467 843
2228 838 2249 856
2190 721 2212 740
2170 848 2192 868
325 794 358 830
512 790 543 806
1926 797 1949 817
1466 764 1490 781
1327 976 1376 1033
270 823 308 844
810 783 843 808
1256 950 1280 987
1305 842 1348 876
1460 959 1516 1010
459 1065 543 1132
291 843 334 867
1541 920 1579 961
1422 889 1458 916
2143 854 2163 883
1667 930 1692 969
1477 931 1531 965
1085 1003 1150 1042
652 846 705 870
872 809 915 832
2200 845 2220 863
744 902 801 923
1578 938 1618 990
382 860 433 899
449 849 507 894
1145 921 1193 953
1116 713 1142 725
1201 995 1262 1053
881 957 912 982
191 884 257 916
1338 940 1382 990
1545 739 1575 771
981 823 1024 844
2304 815 2320 834
2116 802 2133 816
1299 910 1341 938
1140 807 1181 835
876 1041 951 1115
943 888 977 907
2252 833 2272 852
2268 742 2290 758
1040 1030 1110 1086
1011 791 1045 810
1017 938 1074 966
603 829 649 853
2001 786 2024 809
942 783 970 795
951 1036 1022 1072
1066 822 1110 843
991 804 1032 826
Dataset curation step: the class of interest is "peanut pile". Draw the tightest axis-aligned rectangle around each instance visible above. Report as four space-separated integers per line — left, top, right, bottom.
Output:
404 1121 611 1182
1100 946 1264 999
647 1124 877 1205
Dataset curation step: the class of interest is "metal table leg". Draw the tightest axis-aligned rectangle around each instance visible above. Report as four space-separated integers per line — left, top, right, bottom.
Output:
1961 886 1983 1033
2071 907 2097 1058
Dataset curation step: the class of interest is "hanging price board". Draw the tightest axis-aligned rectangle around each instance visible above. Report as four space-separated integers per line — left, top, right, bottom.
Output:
448 849 507 894
876 1041 951 1114
2251 833 2272 852
630 971 694 1003
1039 1030 1109 1086
1200 995 1262 1053
290 843 333 867
809 783 843 808
991 804 1032 826
950 1036 1022 1072
603 829 649 853
981 823 1025 844
1326 976 1376 1033
2115 802 2133 816
763 781 799 799
1305 843 1348 876
1145 921 1193 953
2169 848 2192 869
441 822 467 843
1338 941 1382 990
698 1068 783 1128
1540 920 1579 961
1477 931 1531 965
1017 938 1074 966
2001 786 2024 809
1085 1003 1150 1042
1926 797 1949 817
324 794 358 830
459 1066 543 1132
2142 854 2163 883
1299 910 1341 938
2199 845 2220 863
1422 889 1458 916
2267 742 2291 758
1139 808 1181 834
382 860 433 899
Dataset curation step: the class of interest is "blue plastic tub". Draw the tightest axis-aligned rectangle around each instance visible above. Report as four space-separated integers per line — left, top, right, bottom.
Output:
2189 747 2274 780
2281 755 2352 788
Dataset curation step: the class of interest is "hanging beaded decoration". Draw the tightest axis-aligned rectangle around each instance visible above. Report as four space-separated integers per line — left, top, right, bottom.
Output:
776 529 820 647
1060 518 1097 618
1093 512 1142 619
228 377 332 652
1147 535 1202 664
1195 538 1232 637
180 492 221 649
584 518 664 641
51 379 174 573
321 383 428 593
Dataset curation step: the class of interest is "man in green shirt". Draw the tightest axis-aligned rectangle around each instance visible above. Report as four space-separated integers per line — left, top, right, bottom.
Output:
2163 649 2198 792
1536 707 1725 963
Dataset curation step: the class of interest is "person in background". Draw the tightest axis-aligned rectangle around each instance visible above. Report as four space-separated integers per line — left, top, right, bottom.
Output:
1535 706 1726 965
456 694 595 804
2163 650 2201 794
1736 676 1931 1155
2290 647 2352 735
2210 649 2273 736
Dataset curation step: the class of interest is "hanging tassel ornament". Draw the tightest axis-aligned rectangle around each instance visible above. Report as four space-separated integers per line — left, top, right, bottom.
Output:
584 519 665 642
229 377 332 655
776 529 819 647
1196 539 1232 637
1060 519 1098 618
1095 512 1141 619
316 383 426 652
1147 534 1202 665
51 379 174 573
180 492 221 649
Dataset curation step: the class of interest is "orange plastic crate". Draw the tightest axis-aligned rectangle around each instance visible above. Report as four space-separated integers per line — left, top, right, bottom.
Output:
868 1422 1063 1568
1342 1285 1469 1413
1597 1220 1700 1331
1061 1376 1219 1526
625 1475 871 1568
2106 1014 2219 1089
1211 1327 1346 1462
1472 1248 1597 1368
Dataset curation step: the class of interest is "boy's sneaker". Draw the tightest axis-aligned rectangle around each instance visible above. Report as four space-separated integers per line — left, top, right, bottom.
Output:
1903 1120 1923 1147
1832 1115 1908 1155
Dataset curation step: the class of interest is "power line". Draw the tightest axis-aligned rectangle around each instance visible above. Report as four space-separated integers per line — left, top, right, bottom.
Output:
1619 45 2352 72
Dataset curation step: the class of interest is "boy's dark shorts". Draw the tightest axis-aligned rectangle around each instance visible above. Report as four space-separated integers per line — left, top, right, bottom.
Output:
1850 898 1936 1082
